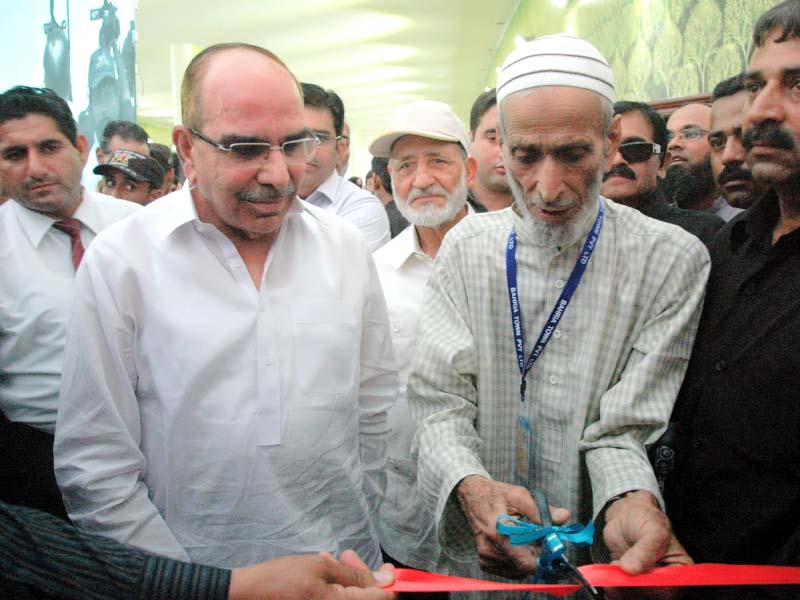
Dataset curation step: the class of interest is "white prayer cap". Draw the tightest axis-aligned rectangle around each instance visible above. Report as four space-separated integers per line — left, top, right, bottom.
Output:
496 34 615 105
369 100 471 158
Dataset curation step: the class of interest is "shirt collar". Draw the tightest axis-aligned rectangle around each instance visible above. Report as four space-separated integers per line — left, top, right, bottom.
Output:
155 185 307 243
386 224 426 270
303 170 341 205
11 187 96 248
386 204 475 270
731 190 782 251
72 189 106 235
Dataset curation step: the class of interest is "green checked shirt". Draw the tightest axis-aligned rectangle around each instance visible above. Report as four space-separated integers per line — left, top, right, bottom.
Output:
408 198 709 593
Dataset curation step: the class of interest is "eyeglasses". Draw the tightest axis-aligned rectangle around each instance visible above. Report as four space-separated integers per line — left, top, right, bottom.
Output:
314 132 338 146
618 141 661 163
189 128 318 165
314 132 350 146
666 128 708 143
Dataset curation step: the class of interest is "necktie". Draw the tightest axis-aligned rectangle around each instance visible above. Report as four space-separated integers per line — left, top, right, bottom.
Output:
53 218 85 270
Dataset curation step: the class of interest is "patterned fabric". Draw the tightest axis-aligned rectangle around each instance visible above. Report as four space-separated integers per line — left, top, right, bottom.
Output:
52 218 85 270
408 198 709 594
0 501 229 600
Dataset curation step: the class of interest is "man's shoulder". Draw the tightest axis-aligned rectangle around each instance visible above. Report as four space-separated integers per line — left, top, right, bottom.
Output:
297 200 374 248
444 208 513 246
0 202 17 247
373 225 414 268
84 190 141 222
335 178 384 210
84 192 174 257
658 202 724 241
607 198 708 253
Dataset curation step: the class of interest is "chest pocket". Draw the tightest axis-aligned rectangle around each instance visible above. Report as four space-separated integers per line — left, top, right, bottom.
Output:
293 301 359 396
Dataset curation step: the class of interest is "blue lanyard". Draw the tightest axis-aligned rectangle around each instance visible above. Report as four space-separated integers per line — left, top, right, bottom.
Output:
506 202 604 403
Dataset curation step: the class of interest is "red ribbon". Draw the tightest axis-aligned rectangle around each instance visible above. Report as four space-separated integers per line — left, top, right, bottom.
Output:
387 564 800 595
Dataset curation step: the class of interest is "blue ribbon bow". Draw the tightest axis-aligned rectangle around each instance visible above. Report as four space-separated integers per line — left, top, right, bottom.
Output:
497 514 595 583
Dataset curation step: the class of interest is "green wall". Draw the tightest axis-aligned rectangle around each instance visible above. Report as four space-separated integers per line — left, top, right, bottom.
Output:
489 0 780 102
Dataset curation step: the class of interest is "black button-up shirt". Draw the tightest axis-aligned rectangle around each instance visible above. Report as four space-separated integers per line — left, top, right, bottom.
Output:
667 192 800 571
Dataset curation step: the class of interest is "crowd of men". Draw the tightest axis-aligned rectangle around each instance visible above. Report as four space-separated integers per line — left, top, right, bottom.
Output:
0 2 798 599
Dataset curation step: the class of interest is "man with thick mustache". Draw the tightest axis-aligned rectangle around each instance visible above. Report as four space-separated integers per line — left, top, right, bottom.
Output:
666 3 800 598
408 35 708 596
54 43 398 569
602 101 723 246
709 75 764 210
664 103 742 221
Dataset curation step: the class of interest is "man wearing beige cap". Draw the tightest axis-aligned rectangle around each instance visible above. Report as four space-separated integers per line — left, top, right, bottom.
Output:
370 100 475 593
408 34 709 591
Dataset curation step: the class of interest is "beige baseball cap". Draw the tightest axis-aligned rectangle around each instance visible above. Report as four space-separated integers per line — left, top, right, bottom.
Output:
369 99 471 158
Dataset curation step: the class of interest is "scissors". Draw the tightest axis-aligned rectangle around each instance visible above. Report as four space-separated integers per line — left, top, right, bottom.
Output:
497 488 603 599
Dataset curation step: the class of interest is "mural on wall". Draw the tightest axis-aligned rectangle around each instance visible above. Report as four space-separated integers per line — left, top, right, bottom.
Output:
1 0 137 149
503 0 780 102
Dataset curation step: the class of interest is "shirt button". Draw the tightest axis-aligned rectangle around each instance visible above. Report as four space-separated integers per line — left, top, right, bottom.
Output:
548 375 559 385
555 279 565 289
392 324 400 333
714 360 726 372
742 282 757 296
553 330 562 339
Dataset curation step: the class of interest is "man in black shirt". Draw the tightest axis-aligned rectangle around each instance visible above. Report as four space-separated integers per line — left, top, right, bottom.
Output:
666 2 800 598
602 101 724 247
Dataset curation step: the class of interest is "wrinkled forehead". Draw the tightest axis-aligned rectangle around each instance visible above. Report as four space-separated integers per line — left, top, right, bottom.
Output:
500 86 607 139
710 92 747 132
0 112 69 147
390 134 464 161
619 110 656 141
198 50 304 135
667 104 711 132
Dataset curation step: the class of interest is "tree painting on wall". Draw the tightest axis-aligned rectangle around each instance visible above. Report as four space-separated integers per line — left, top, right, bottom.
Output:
560 0 778 101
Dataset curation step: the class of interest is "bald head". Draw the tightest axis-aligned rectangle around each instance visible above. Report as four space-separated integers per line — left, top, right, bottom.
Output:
669 103 711 128
181 43 302 130
666 103 712 169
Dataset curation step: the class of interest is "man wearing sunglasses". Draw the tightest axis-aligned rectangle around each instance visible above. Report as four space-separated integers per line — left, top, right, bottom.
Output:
664 104 743 222
602 101 724 247
54 43 398 571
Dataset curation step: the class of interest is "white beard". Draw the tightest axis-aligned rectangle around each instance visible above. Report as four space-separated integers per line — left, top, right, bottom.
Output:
394 171 468 228
507 169 603 248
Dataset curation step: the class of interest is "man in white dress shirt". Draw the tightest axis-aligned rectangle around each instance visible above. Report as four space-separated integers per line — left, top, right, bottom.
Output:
370 100 476 589
0 86 139 519
54 43 397 569
298 83 390 251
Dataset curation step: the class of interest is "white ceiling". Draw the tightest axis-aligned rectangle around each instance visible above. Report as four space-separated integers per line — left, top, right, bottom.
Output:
134 0 519 173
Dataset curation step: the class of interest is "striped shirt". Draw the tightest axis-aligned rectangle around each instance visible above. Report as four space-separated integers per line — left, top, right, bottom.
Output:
408 199 709 592
0 501 230 600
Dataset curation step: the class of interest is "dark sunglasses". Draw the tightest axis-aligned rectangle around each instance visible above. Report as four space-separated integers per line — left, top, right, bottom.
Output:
619 141 661 163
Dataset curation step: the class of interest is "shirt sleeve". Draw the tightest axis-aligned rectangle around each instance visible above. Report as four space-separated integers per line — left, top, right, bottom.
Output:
338 190 391 252
357 254 398 526
579 235 711 516
0 501 230 600
54 246 190 561
407 240 491 561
